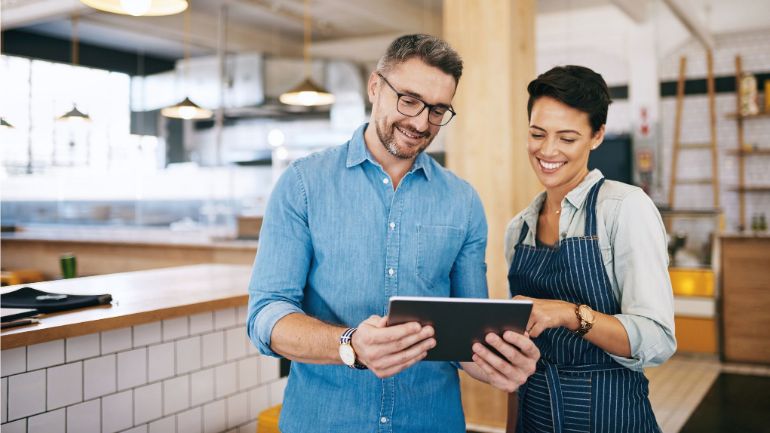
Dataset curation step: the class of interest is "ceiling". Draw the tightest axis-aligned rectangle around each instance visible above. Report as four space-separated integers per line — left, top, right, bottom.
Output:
1 0 443 60
2 0 769 63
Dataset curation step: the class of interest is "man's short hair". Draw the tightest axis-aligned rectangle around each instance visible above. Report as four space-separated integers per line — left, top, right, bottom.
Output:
527 65 612 134
376 34 463 84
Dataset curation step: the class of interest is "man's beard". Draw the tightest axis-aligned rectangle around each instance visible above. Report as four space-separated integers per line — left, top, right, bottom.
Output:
375 117 432 160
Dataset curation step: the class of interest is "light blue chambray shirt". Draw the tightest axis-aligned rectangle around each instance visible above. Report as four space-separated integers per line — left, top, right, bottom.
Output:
504 169 677 371
247 123 488 433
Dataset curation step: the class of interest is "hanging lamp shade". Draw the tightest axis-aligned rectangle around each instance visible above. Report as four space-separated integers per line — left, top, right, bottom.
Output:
279 77 335 107
279 0 334 107
161 97 213 120
80 0 188 16
0 117 14 129
57 15 92 123
57 105 92 123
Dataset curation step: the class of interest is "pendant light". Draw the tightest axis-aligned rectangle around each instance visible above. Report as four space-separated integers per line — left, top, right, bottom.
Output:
162 6 213 120
279 0 334 107
0 117 14 129
80 0 187 17
58 15 92 123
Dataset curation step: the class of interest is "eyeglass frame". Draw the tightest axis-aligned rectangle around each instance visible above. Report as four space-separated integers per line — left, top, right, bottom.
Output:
376 72 457 126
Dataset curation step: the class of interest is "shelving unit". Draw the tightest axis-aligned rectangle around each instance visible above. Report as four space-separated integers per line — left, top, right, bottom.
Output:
730 55 770 231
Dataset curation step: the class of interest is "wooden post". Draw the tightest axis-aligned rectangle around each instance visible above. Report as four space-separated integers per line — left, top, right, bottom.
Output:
669 56 687 208
707 51 720 210
443 0 537 429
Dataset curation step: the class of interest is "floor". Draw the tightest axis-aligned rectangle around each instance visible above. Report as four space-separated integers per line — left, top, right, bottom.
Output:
468 353 770 433
647 354 770 433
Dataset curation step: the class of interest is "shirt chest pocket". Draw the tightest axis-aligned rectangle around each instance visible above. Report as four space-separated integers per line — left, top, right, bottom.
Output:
416 224 464 289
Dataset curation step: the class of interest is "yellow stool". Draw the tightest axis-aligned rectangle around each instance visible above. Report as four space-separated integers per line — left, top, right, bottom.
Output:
257 404 281 433
0 269 45 286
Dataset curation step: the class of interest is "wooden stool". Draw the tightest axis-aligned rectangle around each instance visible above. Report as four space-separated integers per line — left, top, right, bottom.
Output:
256 404 281 433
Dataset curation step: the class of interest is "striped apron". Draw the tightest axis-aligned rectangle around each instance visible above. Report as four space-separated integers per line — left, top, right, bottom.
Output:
508 179 660 433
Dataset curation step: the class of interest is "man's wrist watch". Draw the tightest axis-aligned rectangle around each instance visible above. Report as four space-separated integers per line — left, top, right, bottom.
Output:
339 328 367 369
574 304 596 336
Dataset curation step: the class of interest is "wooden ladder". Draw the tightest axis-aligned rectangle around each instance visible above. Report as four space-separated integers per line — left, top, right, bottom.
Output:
668 52 720 211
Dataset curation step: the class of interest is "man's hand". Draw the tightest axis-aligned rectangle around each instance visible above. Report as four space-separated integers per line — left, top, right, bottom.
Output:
352 315 435 378
463 331 539 393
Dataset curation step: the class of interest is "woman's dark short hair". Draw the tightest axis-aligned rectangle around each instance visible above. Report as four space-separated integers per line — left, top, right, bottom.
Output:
376 34 463 84
527 65 612 134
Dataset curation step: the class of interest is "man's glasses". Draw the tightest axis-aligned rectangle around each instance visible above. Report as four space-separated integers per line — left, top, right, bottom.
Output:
377 72 456 126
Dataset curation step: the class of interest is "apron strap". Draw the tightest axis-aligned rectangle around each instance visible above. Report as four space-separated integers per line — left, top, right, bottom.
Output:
540 358 625 433
517 222 530 245
584 178 606 238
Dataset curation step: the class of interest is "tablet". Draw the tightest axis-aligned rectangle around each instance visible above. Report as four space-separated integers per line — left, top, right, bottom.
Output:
386 296 533 361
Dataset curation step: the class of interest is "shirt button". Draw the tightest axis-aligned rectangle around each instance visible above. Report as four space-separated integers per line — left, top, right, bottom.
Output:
388 268 395 276
380 417 389 424
561 232 567 238
382 178 390 185
389 222 396 230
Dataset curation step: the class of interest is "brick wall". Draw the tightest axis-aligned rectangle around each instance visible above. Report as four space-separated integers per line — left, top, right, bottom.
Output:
1 306 286 433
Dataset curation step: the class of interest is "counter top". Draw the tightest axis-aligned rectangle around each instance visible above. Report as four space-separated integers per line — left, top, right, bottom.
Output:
1 225 258 250
719 232 770 239
0 264 252 349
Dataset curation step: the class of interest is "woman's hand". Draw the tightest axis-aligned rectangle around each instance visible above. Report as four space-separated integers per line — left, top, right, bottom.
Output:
514 295 578 337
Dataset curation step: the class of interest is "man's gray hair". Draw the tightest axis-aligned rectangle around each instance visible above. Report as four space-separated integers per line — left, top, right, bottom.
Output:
376 34 463 83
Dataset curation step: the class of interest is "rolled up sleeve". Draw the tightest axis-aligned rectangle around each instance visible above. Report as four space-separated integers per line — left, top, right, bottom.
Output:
247 164 312 358
609 190 677 370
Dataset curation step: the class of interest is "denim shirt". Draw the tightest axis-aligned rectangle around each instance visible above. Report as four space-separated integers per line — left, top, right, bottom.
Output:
504 169 677 371
247 123 488 433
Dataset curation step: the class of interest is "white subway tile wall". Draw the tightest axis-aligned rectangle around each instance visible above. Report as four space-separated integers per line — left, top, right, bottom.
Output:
2 376 8 423
134 382 162 425
65 334 99 362
148 415 176 433
162 317 189 342
83 355 117 400
101 327 133 355
66 399 100 433
118 348 148 391
659 29 770 230
189 312 214 335
101 390 133 433
27 408 64 433
2 348 27 377
176 406 203 433
8 370 46 420
27 340 64 371
1 307 285 432
46 363 82 410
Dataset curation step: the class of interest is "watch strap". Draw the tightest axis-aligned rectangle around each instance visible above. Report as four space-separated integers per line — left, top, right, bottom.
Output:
340 327 367 370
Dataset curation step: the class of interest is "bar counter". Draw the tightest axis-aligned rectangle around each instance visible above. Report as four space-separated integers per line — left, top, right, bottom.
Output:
1 225 258 279
0 264 284 432
720 233 770 364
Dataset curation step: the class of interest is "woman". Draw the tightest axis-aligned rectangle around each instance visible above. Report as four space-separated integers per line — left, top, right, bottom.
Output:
505 66 676 432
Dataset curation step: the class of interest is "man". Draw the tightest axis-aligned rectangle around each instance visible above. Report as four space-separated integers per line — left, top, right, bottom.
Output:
247 34 539 433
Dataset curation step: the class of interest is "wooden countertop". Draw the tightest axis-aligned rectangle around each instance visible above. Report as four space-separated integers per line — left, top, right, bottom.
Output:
719 232 770 240
1 225 258 250
0 264 252 349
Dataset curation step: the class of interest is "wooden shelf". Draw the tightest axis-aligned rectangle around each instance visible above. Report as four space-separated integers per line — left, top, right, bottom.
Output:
659 208 722 218
725 111 770 120
726 148 770 156
730 186 770 193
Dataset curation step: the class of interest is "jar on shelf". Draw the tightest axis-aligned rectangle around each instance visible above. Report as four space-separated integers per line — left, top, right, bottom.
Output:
739 72 759 116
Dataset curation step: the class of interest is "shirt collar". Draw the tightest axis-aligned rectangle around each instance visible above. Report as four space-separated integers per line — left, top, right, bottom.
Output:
345 123 433 181
564 169 605 210
519 169 605 229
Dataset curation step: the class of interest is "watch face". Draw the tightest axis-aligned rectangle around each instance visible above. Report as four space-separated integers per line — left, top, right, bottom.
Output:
339 343 356 366
579 305 595 322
